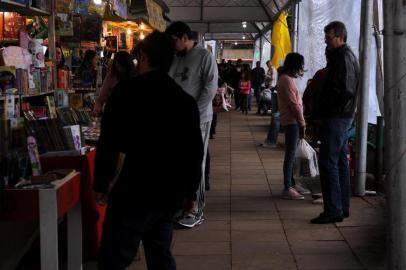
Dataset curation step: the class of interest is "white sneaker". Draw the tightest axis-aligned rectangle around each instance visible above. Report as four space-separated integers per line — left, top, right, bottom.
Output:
260 140 277 148
281 187 304 200
312 198 324 204
177 214 204 228
294 184 311 195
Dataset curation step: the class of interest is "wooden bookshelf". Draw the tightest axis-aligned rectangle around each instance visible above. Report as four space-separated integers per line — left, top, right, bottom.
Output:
21 90 55 99
0 95 20 101
0 0 50 16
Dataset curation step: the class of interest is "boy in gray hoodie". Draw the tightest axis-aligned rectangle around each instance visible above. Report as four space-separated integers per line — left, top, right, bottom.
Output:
166 21 218 228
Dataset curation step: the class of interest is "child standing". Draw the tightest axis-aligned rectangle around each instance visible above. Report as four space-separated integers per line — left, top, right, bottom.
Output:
239 69 251 115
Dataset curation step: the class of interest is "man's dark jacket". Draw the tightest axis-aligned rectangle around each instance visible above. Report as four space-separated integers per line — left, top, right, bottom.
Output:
251 67 265 88
93 70 204 211
319 44 360 119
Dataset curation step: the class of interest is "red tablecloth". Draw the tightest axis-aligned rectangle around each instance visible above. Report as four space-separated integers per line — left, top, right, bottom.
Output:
40 150 105 260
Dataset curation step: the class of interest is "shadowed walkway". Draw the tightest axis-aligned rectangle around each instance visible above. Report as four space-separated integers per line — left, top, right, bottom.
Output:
87 110 386 270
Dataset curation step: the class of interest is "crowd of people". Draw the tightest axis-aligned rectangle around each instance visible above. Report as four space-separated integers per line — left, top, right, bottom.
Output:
90 20 360 270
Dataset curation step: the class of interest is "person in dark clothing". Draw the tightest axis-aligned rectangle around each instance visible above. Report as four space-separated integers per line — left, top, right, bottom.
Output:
310 21 360 224
93 31 204 270
78 50 98 87
251 61 265 114
233 59 243 109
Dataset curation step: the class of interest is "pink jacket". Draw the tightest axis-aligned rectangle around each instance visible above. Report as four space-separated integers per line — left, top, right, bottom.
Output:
277 74 305 127
97 72 118 105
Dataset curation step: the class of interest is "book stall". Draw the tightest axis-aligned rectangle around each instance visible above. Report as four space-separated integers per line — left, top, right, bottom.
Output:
0 0 162 267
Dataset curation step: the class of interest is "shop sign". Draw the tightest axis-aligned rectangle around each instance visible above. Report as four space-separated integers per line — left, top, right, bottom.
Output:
113 0 128 19
56 13 74 36
56 0 74 13
146 0 165 31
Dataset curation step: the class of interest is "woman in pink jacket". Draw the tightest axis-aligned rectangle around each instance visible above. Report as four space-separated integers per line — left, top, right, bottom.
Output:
277 53 310 200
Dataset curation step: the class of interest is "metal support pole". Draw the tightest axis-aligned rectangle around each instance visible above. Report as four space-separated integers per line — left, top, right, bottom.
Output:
354 0 373 196
375 116 384 189
385 1 406 269
290 2 299 52
48 0 57 88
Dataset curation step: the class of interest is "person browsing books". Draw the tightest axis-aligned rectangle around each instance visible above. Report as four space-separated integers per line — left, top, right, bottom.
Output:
93 51 136 115
93 31 203 270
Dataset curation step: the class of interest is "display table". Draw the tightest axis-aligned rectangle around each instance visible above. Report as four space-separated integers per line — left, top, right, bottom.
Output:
0 172 82 270
40 149 106 260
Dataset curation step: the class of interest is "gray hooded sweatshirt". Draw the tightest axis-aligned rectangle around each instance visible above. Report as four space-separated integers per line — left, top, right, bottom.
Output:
168 44 218 124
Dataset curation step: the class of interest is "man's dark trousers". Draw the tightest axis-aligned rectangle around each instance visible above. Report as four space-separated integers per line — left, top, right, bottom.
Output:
98 204 176 270
319 118 352 218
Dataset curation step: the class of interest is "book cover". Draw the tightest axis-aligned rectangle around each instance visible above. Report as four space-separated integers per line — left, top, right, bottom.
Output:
16 68 28 95
69 93 83 109
0 66 16 94
46 96 57 119
27 136 42 176
63 124 81 150
4 95 16 119
54 89 69 107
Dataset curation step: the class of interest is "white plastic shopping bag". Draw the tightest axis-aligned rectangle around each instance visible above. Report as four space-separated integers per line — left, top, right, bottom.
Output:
293 139 319 178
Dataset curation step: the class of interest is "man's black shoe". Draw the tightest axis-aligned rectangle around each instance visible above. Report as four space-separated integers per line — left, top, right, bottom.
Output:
310 214 343 224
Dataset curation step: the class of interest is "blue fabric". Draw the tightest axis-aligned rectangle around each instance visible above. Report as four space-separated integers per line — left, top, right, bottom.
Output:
319 118 353 217
283 124 299 189
266 113 280 144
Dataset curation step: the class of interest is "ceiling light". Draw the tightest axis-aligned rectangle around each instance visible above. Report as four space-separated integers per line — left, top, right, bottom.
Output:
242 36 246 40
242 21 247 28
234 42 238 45
93 0 102 5
140 32 145 40
127 29 132 35
140 23 145 30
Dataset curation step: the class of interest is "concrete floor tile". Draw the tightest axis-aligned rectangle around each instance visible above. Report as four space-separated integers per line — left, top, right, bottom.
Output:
175 229 230 242
295 254 363 269
231 188 272 197
232 241 291 255
203 211 231 221
231 220 283 231
173 242 231 255
232 254 297 270
176 255 231 270
289 241 352 254
232 230 287 242
231 211 279 220
286 228 344 241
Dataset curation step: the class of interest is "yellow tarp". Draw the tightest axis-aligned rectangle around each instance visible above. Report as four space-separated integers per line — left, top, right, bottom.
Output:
271 11 292 68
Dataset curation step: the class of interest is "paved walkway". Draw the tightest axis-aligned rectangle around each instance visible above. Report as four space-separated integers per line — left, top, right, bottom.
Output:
88 110 386 270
